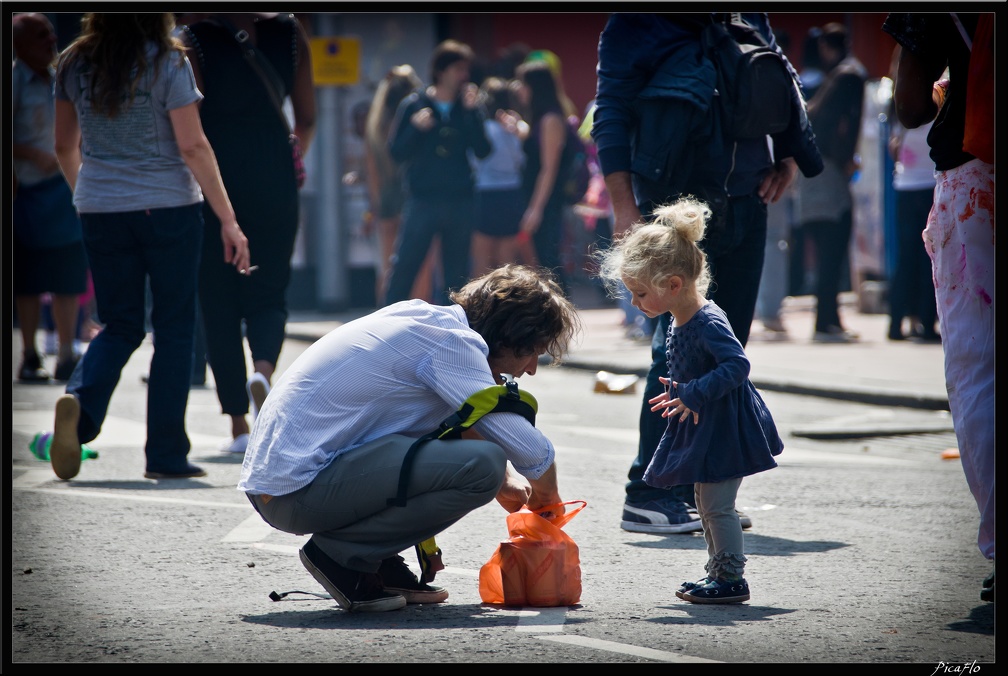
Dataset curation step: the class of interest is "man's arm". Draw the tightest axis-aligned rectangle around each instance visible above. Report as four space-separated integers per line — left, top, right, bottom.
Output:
757 157 798 205
603 171 642 237
592 15 652 236
526 462 562 513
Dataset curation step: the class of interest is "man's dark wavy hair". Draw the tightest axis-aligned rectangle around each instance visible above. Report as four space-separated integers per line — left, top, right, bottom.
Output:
450 264 581 364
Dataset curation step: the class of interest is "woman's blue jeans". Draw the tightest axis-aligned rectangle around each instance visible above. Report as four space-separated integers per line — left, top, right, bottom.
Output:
384 195 474 306
68 204 203 474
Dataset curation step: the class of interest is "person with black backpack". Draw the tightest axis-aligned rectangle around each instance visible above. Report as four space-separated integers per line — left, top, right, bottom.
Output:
591 12 823 537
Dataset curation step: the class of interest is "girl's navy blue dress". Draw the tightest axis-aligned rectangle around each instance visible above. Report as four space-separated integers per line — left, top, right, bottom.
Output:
645 302 783 487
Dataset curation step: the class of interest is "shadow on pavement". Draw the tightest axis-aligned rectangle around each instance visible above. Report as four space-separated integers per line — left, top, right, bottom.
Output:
629 534 850 557
946 603 995 636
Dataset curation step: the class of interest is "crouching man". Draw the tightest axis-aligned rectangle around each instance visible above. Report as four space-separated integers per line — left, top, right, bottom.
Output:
239 264 581 612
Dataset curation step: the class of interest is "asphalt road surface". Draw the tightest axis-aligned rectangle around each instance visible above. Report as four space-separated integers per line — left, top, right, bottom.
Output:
10 332 995 665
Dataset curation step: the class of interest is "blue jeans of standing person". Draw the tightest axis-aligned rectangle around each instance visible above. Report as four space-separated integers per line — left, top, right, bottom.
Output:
627 194 767 506
66 204 203 474
756 194 793 323
384 194 474 306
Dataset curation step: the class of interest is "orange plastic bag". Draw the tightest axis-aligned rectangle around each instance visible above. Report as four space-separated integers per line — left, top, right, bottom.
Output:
478 500 586 607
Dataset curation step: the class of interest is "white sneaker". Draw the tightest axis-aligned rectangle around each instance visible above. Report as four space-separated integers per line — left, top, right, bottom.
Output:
221 433 249 454
246 372 271 419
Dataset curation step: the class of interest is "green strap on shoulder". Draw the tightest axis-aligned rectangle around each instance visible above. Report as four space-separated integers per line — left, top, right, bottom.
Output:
388 375 537 509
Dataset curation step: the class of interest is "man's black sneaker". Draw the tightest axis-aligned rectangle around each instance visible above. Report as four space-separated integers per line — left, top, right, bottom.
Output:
299 540 406 613
621 498 702 534
681 577 750 604
378 554 449 604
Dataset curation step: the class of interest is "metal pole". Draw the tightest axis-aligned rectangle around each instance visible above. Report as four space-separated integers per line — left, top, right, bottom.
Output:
312 12 348 311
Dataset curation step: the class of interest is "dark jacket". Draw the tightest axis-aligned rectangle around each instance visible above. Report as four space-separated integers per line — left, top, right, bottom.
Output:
388 89 491 199
592 13 822 208
807 54 867 168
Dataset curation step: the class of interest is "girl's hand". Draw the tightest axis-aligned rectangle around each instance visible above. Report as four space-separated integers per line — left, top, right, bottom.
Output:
649 390 673 411
649 376 673 411
650 377 699 423
666 380 699 424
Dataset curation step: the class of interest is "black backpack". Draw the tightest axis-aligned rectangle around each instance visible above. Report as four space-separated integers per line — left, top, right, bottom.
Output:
701 13 793 140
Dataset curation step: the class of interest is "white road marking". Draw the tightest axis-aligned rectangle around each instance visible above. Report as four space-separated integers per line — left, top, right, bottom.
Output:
547 424 638 444
775 445 918 466
536 634 721 662
515 606 567 632
11 484 250 509
223 514 277 541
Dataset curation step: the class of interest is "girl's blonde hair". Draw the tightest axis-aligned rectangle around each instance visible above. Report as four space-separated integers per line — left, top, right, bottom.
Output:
595 196 712 298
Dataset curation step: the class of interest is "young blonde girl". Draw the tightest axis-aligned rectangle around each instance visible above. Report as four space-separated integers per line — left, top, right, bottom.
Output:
597 197 783 604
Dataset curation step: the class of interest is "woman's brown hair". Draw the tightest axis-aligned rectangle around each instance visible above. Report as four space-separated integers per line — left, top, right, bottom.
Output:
57 13 183 117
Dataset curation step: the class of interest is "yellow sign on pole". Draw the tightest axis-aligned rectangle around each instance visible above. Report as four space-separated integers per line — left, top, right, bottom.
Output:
310 36 361 86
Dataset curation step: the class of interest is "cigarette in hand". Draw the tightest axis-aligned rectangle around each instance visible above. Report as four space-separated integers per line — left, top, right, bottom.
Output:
241 265 259 275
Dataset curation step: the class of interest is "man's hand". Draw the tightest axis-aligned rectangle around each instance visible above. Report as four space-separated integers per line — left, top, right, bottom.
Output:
526 463 563 514
757 157 798 204
495 464 532 513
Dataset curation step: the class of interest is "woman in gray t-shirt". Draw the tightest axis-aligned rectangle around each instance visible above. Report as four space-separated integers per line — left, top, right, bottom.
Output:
44 13 251 482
